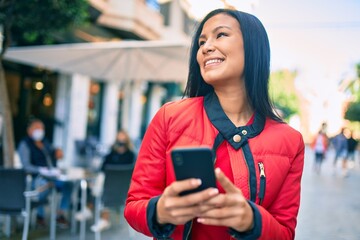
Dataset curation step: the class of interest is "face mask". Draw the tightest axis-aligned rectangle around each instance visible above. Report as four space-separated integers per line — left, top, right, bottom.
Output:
115 141 126 147
31 129 45 141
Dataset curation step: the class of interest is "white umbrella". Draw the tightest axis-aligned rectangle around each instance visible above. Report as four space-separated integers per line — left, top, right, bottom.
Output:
4 40 190 83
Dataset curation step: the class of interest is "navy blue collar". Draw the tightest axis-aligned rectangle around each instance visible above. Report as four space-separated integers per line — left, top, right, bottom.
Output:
204 92 265 150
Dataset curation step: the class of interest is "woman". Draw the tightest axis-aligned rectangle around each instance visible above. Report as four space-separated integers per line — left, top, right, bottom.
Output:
311 128 328 174
76 129 136 232
90 129 136 231
101 129 135 169
124 8 304 240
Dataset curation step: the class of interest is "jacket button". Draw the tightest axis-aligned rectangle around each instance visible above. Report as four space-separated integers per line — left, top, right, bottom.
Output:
233 134 241 142
242 130 248 135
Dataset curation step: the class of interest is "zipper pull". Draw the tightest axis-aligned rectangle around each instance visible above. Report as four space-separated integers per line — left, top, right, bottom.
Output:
258 162 265 178
258 162 266 205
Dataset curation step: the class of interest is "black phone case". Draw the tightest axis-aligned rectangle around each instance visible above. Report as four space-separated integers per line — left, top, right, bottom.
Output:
171 146 217 196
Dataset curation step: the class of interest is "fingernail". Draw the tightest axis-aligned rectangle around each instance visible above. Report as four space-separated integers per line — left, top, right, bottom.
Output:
209 188 219 196
197 218 204 223
215 168 221 174
192 179 202 186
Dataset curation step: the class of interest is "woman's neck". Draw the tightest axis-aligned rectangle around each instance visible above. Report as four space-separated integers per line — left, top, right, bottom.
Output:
214 88 253 127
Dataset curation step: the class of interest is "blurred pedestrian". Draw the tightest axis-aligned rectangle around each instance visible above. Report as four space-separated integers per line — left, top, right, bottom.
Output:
17 118 72 228
346 131 358 168
124 8 305 240
332 128 348 177
311 127 329 174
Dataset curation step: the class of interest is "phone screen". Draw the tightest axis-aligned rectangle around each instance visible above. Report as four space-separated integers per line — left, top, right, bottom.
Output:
171 146 217 196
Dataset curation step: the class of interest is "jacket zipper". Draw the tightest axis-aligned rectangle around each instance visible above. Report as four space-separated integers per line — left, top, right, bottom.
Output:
258 162 266 205
241 149 251 200
184 220 193 240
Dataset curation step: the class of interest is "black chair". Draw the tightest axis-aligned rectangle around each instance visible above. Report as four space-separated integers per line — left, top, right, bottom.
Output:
0 168 48 240
93 164 134 240
102 164 134 208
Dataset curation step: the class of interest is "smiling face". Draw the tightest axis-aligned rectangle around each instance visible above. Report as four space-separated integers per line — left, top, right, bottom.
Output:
196 13 245 89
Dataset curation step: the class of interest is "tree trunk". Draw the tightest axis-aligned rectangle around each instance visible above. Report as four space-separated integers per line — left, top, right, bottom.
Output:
0 24 15 168
0 60 15 168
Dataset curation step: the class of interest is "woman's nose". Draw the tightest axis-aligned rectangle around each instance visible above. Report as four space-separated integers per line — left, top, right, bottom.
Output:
202 40 215 54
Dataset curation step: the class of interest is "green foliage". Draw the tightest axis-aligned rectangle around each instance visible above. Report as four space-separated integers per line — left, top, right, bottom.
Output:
269 70 299 121
0 0 89 45
344 64 360 102
345 101 360 122
345 80 360 101
344 62 360 123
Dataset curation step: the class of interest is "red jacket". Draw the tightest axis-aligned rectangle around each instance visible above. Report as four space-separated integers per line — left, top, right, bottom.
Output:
124 94 304 240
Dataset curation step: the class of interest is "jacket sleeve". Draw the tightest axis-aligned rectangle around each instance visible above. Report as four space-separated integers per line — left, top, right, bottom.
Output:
124 105 170 237
258 133 305 240
17 141 40 174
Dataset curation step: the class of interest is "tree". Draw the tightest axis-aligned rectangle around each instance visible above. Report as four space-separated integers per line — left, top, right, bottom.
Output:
344 63 360 123
345 102 360 122
0 0 89 167
269 70 300 121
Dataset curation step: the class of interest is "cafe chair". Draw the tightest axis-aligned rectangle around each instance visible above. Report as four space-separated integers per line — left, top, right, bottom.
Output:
0 168 48 240
93 164 134 240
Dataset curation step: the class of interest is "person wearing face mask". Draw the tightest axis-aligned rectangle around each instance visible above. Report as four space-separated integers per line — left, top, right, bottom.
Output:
17 118 73 228
100 129 136 169
93 129 136 231
74 129 136 232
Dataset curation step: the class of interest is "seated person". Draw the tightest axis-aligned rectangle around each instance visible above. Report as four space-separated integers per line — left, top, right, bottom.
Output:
17 118 72 228
75 129 135 232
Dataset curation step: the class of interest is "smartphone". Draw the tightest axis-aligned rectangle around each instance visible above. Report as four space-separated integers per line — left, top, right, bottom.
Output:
171 146 217 196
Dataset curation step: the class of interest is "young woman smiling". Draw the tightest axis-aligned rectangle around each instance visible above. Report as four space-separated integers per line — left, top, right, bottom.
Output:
124 8 305 240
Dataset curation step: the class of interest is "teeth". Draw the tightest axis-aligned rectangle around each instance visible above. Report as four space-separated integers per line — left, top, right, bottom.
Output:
205 59 223 66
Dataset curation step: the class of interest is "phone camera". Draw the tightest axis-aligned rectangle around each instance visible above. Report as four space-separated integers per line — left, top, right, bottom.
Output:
173 154 184 166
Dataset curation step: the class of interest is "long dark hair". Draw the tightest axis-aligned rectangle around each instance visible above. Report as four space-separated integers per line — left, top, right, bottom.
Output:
183 8 282 122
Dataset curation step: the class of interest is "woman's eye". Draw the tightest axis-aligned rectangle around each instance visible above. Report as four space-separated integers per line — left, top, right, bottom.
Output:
198 40 206 46
217 32 228 38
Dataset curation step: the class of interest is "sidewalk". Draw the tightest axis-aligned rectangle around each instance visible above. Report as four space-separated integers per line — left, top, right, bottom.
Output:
296 146 360 240
1 146 360 240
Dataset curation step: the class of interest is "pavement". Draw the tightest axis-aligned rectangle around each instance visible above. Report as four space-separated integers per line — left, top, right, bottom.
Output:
1 146 360 240
295 146 360 240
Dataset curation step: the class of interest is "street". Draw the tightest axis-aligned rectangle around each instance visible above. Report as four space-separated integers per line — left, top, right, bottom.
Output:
296 146 360 240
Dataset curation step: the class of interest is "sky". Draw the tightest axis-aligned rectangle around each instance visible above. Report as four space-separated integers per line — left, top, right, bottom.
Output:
254 0 360 80
252 0 360 134
186 0 360 134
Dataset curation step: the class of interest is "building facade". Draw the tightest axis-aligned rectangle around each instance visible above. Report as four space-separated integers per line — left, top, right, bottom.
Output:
4 0 194 167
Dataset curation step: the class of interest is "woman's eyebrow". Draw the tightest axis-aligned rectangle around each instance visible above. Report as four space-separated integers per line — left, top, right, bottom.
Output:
199 25 232 39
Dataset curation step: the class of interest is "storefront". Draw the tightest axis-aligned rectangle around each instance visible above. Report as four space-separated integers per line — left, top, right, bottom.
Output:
3 41 189 166
4 62 59 146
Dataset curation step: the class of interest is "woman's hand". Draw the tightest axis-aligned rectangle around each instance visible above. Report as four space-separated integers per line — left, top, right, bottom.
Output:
197 168 254 232
157 178 219 225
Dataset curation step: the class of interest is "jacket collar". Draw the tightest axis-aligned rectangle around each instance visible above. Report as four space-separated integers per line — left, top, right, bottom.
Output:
204 92 265 150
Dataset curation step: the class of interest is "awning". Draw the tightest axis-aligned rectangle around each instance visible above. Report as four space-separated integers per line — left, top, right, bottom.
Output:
4 40 190 83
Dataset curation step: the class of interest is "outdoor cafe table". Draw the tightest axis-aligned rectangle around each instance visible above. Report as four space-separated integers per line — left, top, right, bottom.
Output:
41 167 97 240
